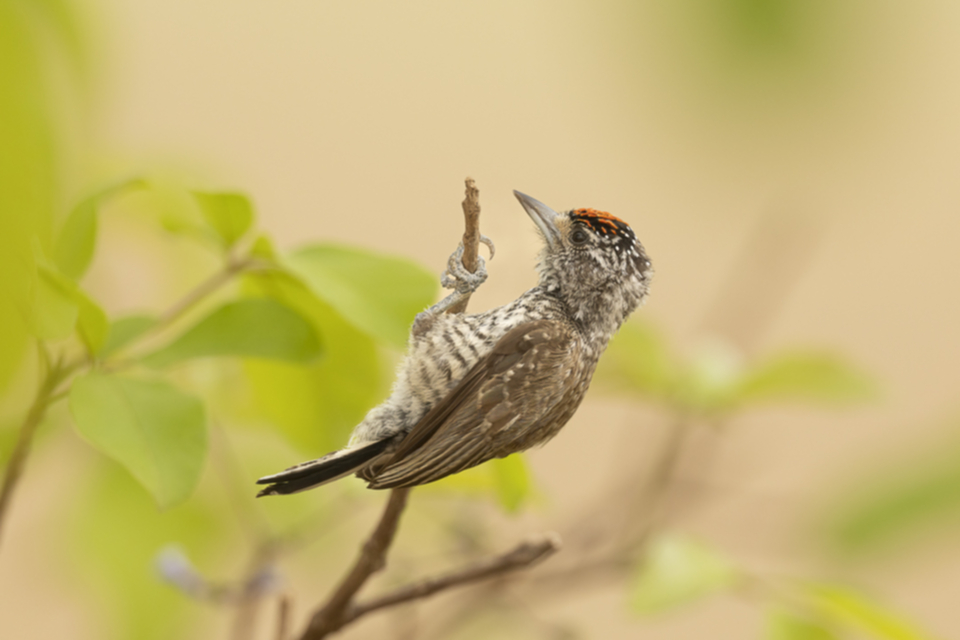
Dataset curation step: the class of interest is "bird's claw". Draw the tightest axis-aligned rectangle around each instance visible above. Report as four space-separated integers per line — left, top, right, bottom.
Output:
479 234 496 260
440 243 488 295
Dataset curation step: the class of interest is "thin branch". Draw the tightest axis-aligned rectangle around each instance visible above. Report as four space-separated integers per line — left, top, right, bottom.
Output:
157 257 252 330
276 595 291 640
299 487 411 639
446 178 482 315
296 177 491 639
342 534 561 625
116 256 255 364
0 361 70 552
0 255 260 555
228 540 281 640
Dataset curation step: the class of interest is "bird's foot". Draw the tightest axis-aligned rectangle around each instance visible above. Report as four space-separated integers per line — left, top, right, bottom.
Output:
440 238 493 295
416 237 495 324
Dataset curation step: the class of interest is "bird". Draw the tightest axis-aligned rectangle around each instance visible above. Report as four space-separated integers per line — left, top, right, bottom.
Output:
256 190 653 496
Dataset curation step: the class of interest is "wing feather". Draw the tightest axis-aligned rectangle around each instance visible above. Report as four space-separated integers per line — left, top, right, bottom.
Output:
367 319 580 489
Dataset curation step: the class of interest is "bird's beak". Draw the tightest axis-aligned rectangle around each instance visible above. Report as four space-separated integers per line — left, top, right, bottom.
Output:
514 190 562 249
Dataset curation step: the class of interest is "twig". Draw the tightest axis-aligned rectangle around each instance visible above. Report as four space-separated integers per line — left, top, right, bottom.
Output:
0 360 71 552
299 487 411 639
228 541 281 640
447 178 482 315
296 178 491 639
276 595 291 640
117 256 255 364
341 534 561 625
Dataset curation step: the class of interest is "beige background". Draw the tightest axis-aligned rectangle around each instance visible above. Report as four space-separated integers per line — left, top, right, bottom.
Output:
4 0 960 637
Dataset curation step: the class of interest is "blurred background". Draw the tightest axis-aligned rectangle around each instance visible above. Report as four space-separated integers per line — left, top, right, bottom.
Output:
2 0 960 638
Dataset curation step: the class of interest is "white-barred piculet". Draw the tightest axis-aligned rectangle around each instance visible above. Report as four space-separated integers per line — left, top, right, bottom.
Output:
256 191 652 496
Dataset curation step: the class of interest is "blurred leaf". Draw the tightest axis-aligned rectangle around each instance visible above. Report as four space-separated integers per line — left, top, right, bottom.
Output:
736 352 877 406
674 339 745 412
192 191 254 249
766 608 838 640
491 454 531 513
284 243 436 349
630 534 740 614
100 314 158 357
54 178 144 281
596 320 678 399
140 298 322 368
70 373 207 508
75 288 109 354
249 233 278 262
825 429 960 554
241 270 386 453
804 584 940 640
137 182 209 242
30 264 79 340
0 0 60 385
30 0 91 84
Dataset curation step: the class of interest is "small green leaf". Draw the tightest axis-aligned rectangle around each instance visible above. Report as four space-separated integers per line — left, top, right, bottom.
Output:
766 608 838 640
140 298 322 368
54 178 144 280
630 534 740 614
804 584 940 640
192 191 254 249
30 265 79 340
69 373 207 508
491 454 531 513
736 352 877 406
75 289 109 354
284 243 437 349
249 233 277 262
100 314 158 356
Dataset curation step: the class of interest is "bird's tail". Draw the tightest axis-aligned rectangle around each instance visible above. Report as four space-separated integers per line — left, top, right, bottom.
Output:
255 439 390 497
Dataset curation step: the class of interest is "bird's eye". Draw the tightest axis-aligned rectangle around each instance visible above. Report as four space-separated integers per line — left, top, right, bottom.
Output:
570 228 590 246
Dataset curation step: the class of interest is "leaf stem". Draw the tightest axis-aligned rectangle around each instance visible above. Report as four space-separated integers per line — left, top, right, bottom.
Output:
0 255 261 559
141 256 255 346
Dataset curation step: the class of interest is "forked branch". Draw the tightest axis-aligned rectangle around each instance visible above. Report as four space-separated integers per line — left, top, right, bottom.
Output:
296 178 558 640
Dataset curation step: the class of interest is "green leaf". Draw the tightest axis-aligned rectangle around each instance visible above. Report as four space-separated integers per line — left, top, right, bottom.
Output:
140 298 322 368
100 314 158 357
630 534 740 614
595 320 679 399
69 373 207 508
75 289 109 354
491 454 531 513
804 585 940 640
30 264 79 340
284 243 437 349
239 271 386 453
54 178 144 281
825 428 960 554
766 608 838 640
1 0 61 381
192 191 254 249
249 233 278 262
736 352 877 406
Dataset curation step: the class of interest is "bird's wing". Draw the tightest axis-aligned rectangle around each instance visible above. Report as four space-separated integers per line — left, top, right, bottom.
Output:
365 318 580 489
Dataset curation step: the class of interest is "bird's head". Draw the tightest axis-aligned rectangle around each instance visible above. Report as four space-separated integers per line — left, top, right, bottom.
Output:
514 190 653 337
